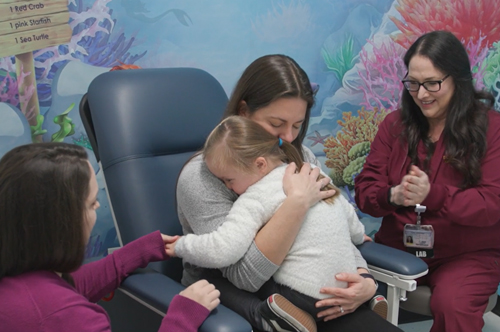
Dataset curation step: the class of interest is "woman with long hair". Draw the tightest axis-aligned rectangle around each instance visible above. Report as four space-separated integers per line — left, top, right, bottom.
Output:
355 30 500 332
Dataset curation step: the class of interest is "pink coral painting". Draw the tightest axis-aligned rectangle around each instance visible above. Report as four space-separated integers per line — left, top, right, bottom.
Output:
391 0 500 49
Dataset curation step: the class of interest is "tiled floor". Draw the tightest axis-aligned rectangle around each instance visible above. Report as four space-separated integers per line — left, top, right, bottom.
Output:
398 312 500 331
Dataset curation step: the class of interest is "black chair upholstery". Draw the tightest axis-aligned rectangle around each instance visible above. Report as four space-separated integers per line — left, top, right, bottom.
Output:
82 68 251 332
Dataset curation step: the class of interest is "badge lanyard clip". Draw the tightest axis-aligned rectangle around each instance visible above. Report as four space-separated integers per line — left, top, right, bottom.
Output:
415 204 426 225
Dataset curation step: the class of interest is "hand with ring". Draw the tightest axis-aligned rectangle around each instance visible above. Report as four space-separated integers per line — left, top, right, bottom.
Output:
315 271 376 321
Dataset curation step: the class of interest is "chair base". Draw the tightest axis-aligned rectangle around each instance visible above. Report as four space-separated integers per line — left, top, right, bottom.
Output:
400 286 432 316
400 286 498 317
398 308 433 325
369 266 424 325
493 295 500 316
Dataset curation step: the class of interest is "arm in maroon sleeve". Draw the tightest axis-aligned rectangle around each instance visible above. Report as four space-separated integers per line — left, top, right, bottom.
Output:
355 112 401 217
160 295 210 332
43 294 210 332
71 231 168 302
421 112 500 227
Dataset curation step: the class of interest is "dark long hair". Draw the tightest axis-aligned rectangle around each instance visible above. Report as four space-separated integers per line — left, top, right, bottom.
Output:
0 143 90 280
203 116 339 203
223 54 315 160
400 30 495 187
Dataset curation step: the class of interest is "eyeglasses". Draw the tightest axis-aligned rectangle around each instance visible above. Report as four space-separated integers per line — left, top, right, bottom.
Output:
401 74 450 92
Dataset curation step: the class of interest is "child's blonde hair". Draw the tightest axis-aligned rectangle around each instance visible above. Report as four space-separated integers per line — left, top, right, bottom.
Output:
203 116 339 203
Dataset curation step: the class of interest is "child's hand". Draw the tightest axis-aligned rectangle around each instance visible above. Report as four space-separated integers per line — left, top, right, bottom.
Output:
161 233 179 244
161 234 180 257
363 234 373 242
179 279 220 311
165 237 180 257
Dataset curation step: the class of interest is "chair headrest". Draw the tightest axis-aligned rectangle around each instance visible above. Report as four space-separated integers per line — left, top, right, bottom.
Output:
87 68 228 168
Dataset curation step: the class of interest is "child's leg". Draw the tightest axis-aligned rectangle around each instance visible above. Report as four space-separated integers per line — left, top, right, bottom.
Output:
257 278 318 332
258 294 317 332
202 271 316 331
199 270 268 330
262 282 333 321
369 294 389 320
262 282 402 332
366 283 389 320
269 283 396 331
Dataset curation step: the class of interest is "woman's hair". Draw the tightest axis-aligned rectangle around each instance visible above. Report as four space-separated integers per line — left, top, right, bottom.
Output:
0 142 91 280
223 54 315 160
400 30 495 187
203 116 339 203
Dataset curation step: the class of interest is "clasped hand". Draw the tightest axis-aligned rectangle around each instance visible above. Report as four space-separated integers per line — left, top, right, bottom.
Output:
315 272 377 321
161 233 180 257
161 234 220 311
392 165 430 206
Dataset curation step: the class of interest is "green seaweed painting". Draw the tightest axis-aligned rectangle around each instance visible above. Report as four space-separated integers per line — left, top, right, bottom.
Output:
30 114 47 142
322 33 356 83
484 41 500 88
51 103 76 142
73 133 93 150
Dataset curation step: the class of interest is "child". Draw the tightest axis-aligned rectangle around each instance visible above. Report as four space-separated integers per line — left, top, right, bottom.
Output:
167 116 378 331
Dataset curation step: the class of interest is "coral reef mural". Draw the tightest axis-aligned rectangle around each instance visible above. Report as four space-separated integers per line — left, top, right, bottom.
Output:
390 0 500 49
0 0 499 266
317 0 500 239
324 108 388 190
0 0 192 260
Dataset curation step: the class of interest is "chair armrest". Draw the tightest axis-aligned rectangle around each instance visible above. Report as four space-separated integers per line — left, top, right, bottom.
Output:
120 269 252 332
357 242 429 325
357 242 428 279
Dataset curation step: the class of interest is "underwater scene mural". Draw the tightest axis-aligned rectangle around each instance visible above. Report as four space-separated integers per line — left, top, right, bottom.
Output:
0 0 499 264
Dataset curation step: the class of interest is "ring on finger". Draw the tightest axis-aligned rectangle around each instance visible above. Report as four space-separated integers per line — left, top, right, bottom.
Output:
339 305 344 314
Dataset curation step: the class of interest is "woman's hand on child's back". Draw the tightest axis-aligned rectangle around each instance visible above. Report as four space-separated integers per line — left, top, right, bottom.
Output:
179 280 221 311
283 162 336 209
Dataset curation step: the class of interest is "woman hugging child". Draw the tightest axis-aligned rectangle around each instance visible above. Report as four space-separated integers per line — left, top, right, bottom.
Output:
167 116 372 332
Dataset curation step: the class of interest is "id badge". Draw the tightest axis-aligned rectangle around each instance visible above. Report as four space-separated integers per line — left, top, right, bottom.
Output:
403 224 434 258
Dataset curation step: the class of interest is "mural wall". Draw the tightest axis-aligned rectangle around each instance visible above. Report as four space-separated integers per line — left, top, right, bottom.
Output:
0 0 499 267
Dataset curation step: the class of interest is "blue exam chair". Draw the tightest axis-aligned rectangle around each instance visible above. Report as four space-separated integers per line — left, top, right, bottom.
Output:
81 68 251 331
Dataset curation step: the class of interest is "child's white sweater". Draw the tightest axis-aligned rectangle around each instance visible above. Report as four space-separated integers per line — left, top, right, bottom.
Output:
176 164 365 299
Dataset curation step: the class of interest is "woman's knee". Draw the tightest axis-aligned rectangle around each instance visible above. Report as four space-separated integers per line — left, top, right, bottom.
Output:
429 285 490 317
429 290 460 316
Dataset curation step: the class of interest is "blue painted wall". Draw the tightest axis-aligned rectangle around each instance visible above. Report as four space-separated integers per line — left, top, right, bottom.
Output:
0 1 499 278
